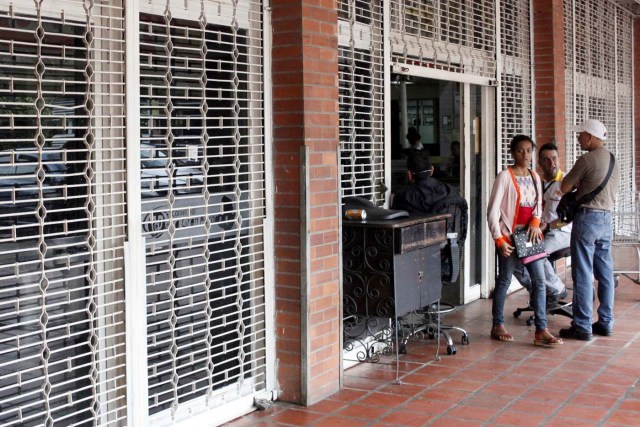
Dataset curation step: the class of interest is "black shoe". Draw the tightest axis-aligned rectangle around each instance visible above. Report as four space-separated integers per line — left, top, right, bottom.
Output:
592 322 612 336
559 326 592 341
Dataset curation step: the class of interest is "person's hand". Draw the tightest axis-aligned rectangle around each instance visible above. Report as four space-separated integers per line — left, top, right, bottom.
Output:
499 241 514 257
528 226 543 243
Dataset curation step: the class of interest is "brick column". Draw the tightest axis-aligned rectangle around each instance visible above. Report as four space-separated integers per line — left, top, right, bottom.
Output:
532 0 566 158
634 18 640 191
271 0 341 405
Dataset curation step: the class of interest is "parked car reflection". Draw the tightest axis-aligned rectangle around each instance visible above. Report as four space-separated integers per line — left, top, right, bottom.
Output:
0 149 66 206
0 143 209 239
0 149 68 238
141 143 204 198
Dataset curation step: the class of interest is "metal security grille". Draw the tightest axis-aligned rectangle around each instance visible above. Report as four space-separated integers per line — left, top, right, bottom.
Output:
389 0 496 79
338 0 385 203
138 1 267 422
498 0 532 170
0 1 127 426
564 0 634 212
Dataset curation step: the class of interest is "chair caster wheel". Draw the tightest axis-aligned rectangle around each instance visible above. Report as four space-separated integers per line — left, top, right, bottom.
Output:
526 318 534 326
513 310 521 318
447 345 457 355
461 334 470 345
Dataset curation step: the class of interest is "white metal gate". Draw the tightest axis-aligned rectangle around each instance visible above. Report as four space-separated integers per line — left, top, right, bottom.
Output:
564 0 634 212
389 0 497 80
338 0 386 203
138 0 268 424
0 1 128 425
0 0 269 425
498 0 533 170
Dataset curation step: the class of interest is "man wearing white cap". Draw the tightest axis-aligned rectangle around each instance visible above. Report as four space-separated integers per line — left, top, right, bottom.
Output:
558 119 620 341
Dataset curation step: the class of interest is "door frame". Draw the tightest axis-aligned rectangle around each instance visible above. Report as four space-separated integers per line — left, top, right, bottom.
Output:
389 65 496 304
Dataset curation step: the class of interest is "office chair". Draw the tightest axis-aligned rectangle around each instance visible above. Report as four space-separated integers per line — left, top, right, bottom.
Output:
513 247 573 325
424 195 470 355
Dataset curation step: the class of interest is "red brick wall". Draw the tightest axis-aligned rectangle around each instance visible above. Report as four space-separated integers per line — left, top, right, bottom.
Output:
271 0 341 405
635 18 640 192
532 0 566 161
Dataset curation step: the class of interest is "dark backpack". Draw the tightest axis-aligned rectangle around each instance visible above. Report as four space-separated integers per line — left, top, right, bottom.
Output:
431 195 469 283
432 195 468 247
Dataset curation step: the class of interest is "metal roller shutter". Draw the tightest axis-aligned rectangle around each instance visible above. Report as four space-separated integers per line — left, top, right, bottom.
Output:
564 0 634 212
138 0 268 423
0 1 128 425
499 0 533 170
389 0 496 80
0 0 268 424
338 0 386 203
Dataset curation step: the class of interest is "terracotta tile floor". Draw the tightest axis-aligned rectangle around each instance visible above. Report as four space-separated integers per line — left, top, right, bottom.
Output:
226 249 640 426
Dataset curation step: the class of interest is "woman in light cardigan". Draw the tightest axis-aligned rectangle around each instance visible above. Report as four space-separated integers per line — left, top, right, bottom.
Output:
487 135 563 346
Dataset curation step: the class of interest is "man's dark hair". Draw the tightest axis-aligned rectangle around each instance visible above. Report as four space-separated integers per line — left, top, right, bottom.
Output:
407 154 432 174
538 142 558 157
509 134 536 152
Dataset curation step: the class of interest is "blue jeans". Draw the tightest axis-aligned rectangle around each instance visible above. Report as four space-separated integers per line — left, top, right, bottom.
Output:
513 257 565 296
493 251 547 330
570 209 615 332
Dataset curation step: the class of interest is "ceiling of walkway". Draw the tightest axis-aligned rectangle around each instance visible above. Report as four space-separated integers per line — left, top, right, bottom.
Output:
614 0 640 15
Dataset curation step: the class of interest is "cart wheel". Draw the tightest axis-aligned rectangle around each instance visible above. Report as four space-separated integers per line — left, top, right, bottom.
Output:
461 334 470 345
447 344 457 355
526 318 534 326
399 343 407 354
513 310 521 318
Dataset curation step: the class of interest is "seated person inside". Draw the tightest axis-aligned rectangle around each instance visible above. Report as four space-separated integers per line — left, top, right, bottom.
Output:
401 127 430 163
391 154 458 214
391 153 468 282
513 143 570 306
447 140 461 180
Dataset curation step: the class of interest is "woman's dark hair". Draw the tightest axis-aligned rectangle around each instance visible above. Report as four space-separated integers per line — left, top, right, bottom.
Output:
509 134 536 152
406 127 421 145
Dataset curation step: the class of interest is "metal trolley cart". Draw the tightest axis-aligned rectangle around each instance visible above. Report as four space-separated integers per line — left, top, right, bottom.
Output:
612 201 640 286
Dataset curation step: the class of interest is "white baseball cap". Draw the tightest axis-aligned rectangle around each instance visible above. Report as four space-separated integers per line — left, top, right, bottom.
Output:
571 119 607 141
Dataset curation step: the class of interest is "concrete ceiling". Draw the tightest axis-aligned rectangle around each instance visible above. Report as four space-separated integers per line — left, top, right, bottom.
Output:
613 0 640 15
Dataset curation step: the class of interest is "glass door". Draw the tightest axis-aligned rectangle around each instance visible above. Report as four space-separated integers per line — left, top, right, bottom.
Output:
389 76 495 305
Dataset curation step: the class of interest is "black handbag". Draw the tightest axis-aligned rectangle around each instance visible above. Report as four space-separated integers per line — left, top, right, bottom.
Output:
556 153 615 223
512 170 547 265
556 191 579 223
512 228 546 264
